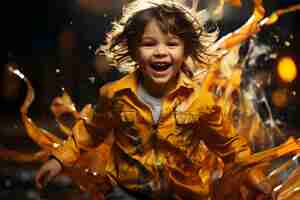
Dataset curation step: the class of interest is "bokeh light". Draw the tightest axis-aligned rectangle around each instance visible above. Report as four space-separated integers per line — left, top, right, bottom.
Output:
277 56 298 83
272 88 288 108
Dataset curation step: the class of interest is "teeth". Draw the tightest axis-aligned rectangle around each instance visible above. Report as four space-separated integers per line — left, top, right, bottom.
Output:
156 63 167 67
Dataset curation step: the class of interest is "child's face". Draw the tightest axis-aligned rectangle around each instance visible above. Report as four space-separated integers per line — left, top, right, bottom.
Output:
135 20 185 87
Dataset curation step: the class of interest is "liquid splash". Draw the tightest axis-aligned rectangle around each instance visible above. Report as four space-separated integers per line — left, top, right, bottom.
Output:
2 1 300 199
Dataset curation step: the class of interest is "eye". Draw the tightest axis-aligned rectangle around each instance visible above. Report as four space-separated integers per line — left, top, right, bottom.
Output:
141 42 155 47
167 42 180 47
167 38 182 47
140 39 156 47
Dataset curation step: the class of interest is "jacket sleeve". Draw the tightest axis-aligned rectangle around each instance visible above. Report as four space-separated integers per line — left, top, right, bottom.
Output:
51 85 117 167
198 92 251 165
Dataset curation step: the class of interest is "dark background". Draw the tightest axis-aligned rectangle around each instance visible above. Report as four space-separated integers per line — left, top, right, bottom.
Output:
2 0 300 199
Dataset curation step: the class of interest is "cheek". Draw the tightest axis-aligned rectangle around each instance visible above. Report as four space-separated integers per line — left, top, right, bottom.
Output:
173 46 185 59
134 49 149 65
174 52 185 65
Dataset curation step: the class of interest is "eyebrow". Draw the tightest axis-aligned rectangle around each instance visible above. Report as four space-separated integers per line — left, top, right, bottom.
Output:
141 36 155 40
141 35 181 41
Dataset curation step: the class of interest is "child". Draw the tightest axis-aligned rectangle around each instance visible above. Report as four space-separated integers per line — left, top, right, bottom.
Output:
35 2 252 200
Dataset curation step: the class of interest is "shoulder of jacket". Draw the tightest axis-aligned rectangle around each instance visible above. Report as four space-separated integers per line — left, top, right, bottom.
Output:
98 74 132 98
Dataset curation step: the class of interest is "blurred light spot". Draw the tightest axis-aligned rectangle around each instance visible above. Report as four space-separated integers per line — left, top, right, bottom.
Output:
292 91 296 96
273 35 280 43
53 143 60 148
270 53 277 59
277 56 297 83
4 179 12 188
92 171 98 176
19 170 34 181
55 175 72 187
56 68 61 74
284 41 291 47
26 190 40 200
272 89 288 108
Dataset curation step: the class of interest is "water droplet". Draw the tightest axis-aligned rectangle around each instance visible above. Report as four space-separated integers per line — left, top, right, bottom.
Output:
88 77 95 83
273 184 283 192
269 53 277 59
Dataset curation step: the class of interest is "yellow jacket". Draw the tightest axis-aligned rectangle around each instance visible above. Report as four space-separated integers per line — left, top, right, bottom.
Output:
52 70 251 199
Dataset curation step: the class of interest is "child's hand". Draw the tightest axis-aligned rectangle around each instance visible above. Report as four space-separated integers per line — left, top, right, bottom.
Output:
35 158 62 189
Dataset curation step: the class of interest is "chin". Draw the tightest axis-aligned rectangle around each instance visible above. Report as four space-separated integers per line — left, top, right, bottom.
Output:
149 73 175 85
151 77 171 85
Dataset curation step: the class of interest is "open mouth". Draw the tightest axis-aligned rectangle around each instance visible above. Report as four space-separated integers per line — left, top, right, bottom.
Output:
150 63 172 71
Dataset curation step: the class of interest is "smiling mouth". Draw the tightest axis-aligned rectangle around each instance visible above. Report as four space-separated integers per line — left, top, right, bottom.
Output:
150 63 172 71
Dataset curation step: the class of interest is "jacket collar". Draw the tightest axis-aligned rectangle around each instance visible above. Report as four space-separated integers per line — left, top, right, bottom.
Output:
111 70 195 97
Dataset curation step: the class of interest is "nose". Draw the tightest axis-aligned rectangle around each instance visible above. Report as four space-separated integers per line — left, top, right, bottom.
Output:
153 44 168 57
